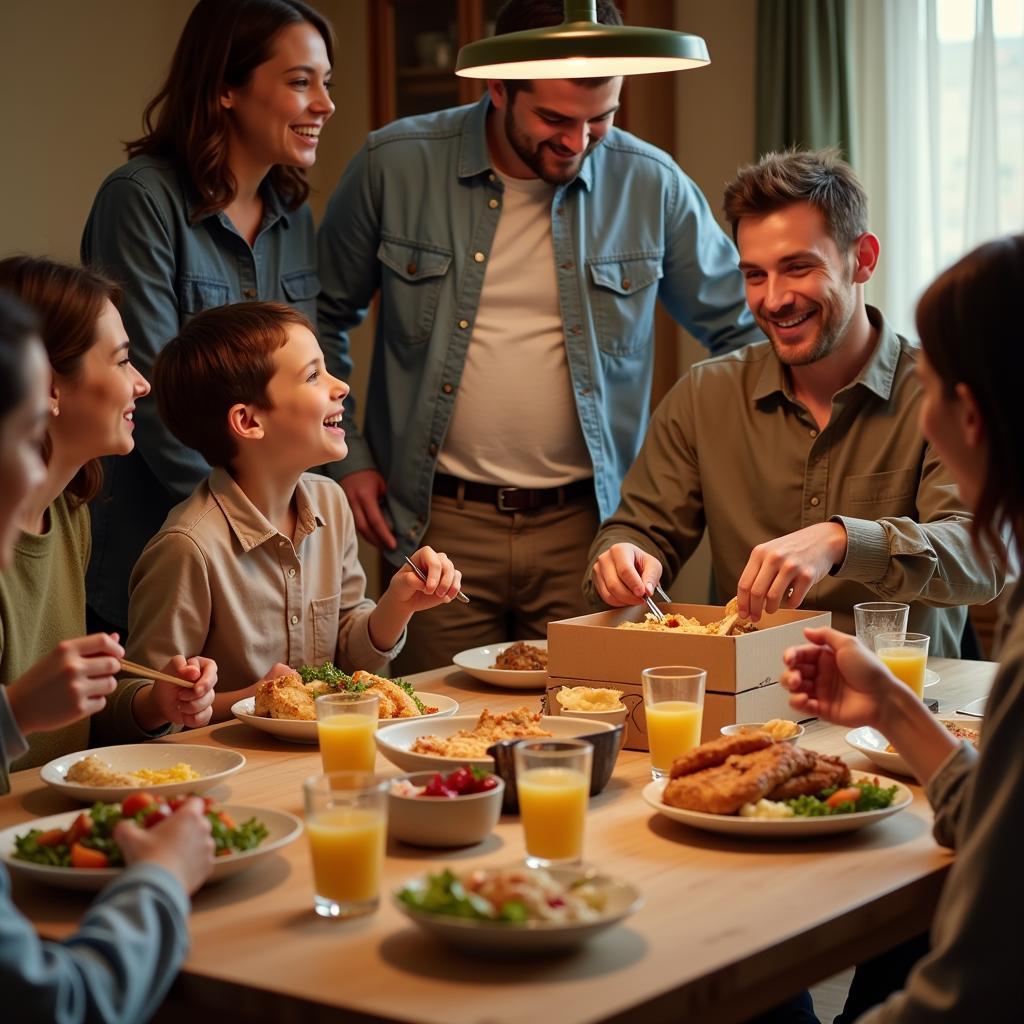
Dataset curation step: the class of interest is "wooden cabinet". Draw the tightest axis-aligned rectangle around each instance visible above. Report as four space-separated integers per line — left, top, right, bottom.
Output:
370 0 506 128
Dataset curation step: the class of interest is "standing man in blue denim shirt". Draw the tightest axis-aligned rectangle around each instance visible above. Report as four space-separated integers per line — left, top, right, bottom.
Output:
318 0 761 672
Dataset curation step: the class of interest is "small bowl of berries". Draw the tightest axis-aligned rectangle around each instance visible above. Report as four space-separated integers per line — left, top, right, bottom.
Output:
387 767 504 848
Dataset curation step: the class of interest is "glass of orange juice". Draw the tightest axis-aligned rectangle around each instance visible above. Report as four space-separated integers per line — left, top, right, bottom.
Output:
641 666 707 780
303 772 388 918
874 632 930 698
513 738 593 868
315 692 379 773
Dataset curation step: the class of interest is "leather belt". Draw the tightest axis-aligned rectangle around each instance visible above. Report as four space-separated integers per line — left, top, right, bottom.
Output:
432 472 593 512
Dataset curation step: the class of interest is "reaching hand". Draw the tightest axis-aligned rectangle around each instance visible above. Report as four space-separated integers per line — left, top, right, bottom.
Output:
148 656 218 729
736 522 848 621
339 470 396 550
5 633 125 736
591 543 664 607
115 796 214 896
780 626 895 728
388 546 461 612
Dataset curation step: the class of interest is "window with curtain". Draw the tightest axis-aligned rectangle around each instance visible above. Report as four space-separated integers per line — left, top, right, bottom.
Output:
853 0 1024 336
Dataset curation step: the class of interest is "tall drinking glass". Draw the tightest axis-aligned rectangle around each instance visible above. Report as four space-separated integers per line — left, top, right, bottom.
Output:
303 772 388 919
854 602 910 649
874 632 930 699
641 666 707 780
315 692 379 773
514 738 592 868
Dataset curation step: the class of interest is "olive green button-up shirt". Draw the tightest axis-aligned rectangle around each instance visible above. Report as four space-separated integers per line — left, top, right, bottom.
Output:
127 470 403 692
585 308 1005 656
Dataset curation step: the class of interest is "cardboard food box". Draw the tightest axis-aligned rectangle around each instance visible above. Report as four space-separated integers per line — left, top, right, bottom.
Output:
546 604 831 751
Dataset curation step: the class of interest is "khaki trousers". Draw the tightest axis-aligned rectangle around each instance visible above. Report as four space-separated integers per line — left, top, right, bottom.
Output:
391 490 600 675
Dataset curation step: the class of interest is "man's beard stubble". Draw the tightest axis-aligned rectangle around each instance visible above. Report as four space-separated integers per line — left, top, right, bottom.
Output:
504 105 600 186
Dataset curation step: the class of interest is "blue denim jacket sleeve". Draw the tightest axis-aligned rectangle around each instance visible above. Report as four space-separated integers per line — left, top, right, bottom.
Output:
317 142 382 478
82 171 212 501
316 98 761 555
0 861 189 1024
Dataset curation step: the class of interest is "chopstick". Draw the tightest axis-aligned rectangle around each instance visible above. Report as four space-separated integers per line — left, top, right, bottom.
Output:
120 659 196 689
403 555 471 604
654 584 672 604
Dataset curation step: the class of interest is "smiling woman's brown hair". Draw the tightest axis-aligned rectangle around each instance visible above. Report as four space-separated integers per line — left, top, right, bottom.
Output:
0 256 123 507
127 0 335 221
916 234 1024 565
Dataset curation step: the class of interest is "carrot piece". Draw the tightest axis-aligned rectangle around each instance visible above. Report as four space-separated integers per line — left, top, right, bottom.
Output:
825 787 863 809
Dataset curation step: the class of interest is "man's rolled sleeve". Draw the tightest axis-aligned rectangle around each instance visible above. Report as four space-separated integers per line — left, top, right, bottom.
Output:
831 515 891 583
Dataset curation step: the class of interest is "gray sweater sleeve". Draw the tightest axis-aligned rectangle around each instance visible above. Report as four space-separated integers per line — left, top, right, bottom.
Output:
857 588 1024 1023
0 862 189 1024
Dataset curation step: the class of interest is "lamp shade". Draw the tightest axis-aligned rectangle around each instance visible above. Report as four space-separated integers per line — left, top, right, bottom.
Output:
455 1 709 80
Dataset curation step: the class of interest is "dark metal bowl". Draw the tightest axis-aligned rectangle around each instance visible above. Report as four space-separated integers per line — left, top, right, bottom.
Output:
487 723 624 815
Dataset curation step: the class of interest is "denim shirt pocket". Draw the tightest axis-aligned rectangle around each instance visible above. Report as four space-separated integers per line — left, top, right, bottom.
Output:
311 592 342 665
281 268 321 320
377 236 453 345
586 253 664 357
178 276 231 318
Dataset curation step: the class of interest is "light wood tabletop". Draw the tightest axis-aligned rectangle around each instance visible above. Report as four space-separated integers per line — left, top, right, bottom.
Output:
1 656 995 1024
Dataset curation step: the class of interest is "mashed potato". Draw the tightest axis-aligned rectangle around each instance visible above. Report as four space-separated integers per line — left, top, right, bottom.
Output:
738 799 795 819
555 686 623 712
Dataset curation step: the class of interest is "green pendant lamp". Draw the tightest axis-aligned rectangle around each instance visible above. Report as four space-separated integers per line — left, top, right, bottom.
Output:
455 0 710 79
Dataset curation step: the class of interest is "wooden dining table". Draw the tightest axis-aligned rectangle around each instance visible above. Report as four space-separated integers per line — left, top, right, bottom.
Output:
2 656 995 1024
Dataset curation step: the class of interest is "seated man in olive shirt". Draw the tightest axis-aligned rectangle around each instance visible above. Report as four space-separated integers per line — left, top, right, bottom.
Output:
585 149 1005 656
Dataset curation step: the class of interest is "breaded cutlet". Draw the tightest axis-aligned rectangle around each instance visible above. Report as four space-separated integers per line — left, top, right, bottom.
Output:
663 743 817 815
766 753 851 800
669 730 774 779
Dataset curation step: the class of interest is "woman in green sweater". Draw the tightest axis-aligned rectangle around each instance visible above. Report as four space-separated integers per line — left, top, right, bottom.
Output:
0 257 216 771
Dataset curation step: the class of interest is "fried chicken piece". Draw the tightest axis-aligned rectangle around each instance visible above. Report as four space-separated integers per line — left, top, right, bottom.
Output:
766 753 851 800
663 743 817 815
669 731 774 779
254 672 316 720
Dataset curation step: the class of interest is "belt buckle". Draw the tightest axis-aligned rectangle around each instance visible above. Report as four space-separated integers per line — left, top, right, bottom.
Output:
496 486 520 512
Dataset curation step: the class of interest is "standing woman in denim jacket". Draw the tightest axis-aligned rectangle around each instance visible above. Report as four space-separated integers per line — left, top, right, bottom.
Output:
82 0 335 635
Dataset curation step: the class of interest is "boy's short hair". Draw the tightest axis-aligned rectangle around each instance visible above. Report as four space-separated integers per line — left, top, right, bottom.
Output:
154 301 313 468
722 147 869 251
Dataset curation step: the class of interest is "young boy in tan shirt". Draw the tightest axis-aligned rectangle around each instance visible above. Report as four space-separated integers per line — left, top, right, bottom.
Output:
126 303 462 721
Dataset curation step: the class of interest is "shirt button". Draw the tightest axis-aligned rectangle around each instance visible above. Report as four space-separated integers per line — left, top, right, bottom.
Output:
561 261 575 270
809 429 818 438
290 614 299 625
474 251 486 263
243 288 256 299
288 567 296 578
406 262 417 276
488 173 496 182
488 198 499 209
458 319 469 329
428 443 438 457
810 496 820 507
442 383 453 395
278 540 287 548
579 387 591 396
556 206 565 216
621 278 631 289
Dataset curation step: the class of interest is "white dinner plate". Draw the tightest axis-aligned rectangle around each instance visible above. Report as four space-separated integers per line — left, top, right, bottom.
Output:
375 714 613 773
40 744 246 803
452 640 548 689
231 692 459 744
0 805 302 891
846 719 981 777
394 866 642 953
642 771 912 837
924 668 940 689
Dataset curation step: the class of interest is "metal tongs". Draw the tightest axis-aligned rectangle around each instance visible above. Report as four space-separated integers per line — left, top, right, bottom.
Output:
642 584 673 622
404 555 471 604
